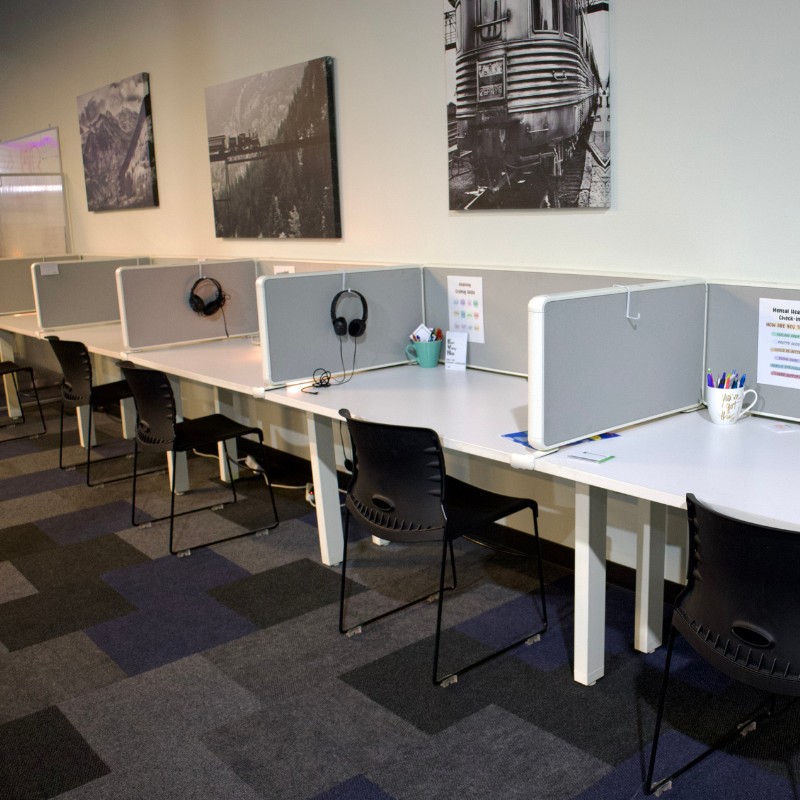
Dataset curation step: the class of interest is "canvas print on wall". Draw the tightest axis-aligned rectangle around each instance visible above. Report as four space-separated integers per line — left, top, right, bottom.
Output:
77 72 158 211
205 56 341 239
444 0 610 210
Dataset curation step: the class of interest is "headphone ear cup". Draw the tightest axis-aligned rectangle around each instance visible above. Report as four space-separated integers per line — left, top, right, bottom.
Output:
189 293 205 313
348 318 366 337
332 317 347 336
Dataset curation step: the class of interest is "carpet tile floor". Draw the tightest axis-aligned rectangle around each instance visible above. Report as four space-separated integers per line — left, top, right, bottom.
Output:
1 403 800 799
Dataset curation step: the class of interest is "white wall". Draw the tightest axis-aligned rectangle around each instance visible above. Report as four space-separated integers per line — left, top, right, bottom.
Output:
2 0 795 580
2 0 797 281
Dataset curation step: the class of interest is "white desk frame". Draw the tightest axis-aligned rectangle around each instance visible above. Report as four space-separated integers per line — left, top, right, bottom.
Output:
535 410 800 686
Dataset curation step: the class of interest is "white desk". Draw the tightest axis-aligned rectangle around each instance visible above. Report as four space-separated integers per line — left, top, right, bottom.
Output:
263 366 542 565
534 410 800 686
124 337 266 489
1 313 42 417
0 315 133 441
121 351 542 565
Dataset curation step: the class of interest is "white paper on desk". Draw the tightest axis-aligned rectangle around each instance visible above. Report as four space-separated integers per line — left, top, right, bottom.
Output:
445 330 468 371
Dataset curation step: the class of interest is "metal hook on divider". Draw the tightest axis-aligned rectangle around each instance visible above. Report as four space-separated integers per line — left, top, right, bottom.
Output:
614 284 640 323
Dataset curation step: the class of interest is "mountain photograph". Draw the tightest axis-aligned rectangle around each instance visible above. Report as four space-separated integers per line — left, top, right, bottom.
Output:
204 57 340 239
77 73 159 212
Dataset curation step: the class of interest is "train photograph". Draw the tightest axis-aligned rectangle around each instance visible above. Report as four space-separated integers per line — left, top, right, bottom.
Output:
445 0 610 210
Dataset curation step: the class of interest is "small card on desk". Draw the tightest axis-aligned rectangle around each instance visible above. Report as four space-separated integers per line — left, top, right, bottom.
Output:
568 451 615 463
445 330 467 371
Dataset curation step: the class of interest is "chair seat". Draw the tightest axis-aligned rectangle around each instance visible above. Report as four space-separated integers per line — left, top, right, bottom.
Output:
1 361 24 375
91 379 133 406
443 476 535 540
174 414 258 453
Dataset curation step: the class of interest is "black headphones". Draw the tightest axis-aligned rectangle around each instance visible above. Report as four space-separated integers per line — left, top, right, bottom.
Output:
330 289 368 337
189 277 226 316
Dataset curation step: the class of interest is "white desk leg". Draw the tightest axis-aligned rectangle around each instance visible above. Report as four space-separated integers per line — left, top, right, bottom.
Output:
76 405 95 449
0 332 21 418
573 482 608 686
634 499 667 653
307 412 343 566
120 397 136 440
214 387 240 483
169 377 189 494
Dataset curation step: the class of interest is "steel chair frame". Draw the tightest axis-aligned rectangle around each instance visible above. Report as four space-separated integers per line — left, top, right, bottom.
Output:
337 408 548 687
0 361 46 441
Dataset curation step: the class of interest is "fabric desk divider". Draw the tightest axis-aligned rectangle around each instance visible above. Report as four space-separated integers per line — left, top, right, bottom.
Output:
527 280 708 450
32 256 148 329
117 259 260 350
0 254 79 315
706 282 800 422
422 266 656 375
257 267 424 385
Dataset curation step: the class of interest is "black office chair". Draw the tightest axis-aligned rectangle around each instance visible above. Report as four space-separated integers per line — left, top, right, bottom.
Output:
645 493 800 795
120 362 279 554
0 360 46 440
47 336 134 486
337 408 548 687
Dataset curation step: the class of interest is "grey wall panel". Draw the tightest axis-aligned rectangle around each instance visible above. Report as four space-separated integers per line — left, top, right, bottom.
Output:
707 283 800 421
118 260 259 349
423 267 654 374
33 257 145 328
260 267 423 384
528 281 707 449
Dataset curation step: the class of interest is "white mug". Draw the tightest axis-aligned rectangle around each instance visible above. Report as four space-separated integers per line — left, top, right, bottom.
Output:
705 386 758 425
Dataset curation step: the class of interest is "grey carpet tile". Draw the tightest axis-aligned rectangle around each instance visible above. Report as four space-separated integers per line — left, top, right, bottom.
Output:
209 557 366 629
0 706 110 799
0 560 39 603
203 679 428 800
0 490 88 530
202 596 435 706
362 704 611 800
0 580 138 652
55 741 266 800
0 631 126 725
59 653 261 771
0 523 59 561
212 514 324 572
9 534 150 591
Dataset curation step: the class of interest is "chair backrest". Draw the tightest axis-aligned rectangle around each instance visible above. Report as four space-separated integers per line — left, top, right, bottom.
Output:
678 493 800 694
119 362 177 451
46 337 93 405
339 408 447 543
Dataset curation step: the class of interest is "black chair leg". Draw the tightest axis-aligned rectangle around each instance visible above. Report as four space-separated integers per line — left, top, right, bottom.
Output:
645 628 780 795
646 626 677 795
0 367 45 441
255 434 280 530
339 521 456 638
58 401 132 486
433 509 548 688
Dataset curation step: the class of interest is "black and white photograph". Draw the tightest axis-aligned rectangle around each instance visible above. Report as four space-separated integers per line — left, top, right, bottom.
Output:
76 72 159 212
205 56 341 239
445 0 610 210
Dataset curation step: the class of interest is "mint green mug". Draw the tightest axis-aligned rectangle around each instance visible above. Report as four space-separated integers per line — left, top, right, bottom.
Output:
405 339 442 368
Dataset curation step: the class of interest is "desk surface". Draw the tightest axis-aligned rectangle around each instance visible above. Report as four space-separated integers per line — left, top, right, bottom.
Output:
123 337 262 394
266 365 541 468
535 410 800 530
0 314 125 360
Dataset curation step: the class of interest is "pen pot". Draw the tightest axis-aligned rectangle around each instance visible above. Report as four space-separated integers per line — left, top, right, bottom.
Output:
704 385 758 425
405 339 442 368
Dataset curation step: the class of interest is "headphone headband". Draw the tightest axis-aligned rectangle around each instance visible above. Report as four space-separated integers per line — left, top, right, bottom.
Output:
189 276 226 317
330 289 368 337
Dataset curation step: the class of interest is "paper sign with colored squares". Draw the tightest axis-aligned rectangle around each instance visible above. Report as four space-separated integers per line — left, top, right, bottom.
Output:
447 275 485 343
